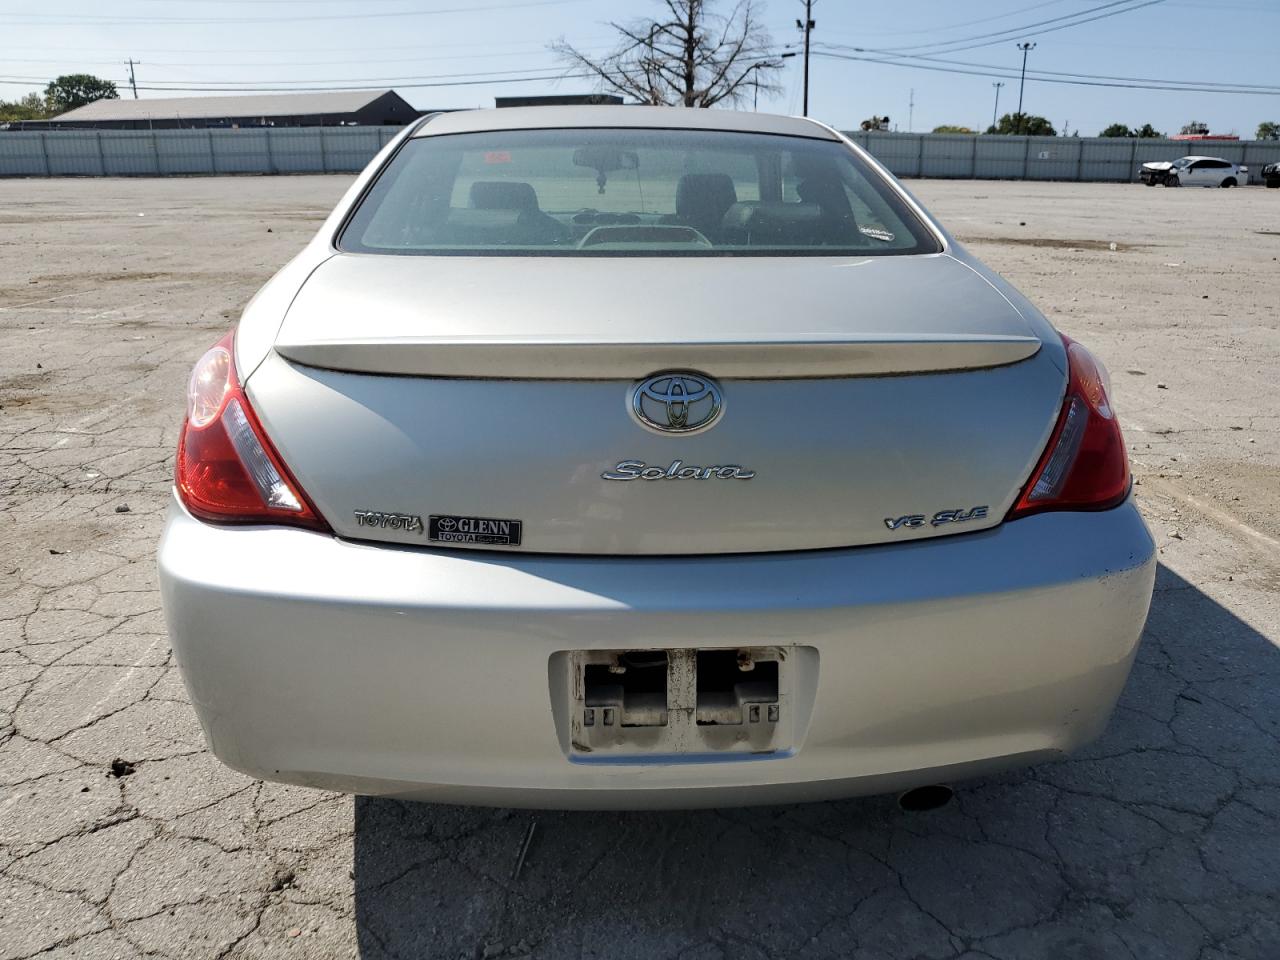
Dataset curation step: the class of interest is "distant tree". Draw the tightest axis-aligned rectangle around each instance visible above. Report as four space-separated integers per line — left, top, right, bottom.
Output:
551 0 781 107
1099 123 1134 137
986 112 1056 136
1179 120 1209 136
0 92 50 121
44 74 118 114
1257 121 1280 141
932 124 974 134
1135 123 1163 138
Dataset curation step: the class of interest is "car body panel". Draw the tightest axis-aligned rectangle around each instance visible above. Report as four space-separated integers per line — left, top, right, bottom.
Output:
247 343 1062 553
163 107 1155 807
158 494 1155 809
411 104 844 140
272 251 1042 379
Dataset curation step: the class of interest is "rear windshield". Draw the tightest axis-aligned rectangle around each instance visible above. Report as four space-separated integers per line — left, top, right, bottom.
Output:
339 127 941 257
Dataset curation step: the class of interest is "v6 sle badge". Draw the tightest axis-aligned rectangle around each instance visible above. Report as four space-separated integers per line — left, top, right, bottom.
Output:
885 506 988 531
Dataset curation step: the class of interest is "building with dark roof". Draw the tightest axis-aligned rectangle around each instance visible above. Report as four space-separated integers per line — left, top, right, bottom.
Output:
494 94 625 108
28 90 422 130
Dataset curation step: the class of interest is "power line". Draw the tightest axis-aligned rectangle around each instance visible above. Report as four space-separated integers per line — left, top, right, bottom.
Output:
860 0 1166 59
0 37 609 57
0 49 604 69
0 70 575 92
128 74 596 93
2 0 585 26
811 48 1280 96
817 0 1076 41
0 51 789 95
815 44 1280 93
68 66 581 88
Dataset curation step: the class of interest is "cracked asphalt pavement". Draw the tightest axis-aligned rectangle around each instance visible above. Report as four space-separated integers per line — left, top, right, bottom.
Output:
2 177 1278 959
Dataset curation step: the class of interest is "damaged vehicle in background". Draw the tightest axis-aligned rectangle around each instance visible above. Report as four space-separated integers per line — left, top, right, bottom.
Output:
1139 155 1248 187
159 106 1156 809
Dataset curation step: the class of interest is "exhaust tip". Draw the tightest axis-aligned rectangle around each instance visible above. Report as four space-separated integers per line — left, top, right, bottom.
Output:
898 784 953 812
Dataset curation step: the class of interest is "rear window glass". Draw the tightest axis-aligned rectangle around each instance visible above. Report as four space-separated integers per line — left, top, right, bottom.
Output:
339 127 940 257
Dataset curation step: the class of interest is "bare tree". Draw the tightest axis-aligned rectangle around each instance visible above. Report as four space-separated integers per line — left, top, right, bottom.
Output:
551 0 782 108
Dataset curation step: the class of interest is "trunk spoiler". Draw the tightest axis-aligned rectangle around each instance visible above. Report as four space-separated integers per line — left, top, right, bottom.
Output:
274 334 1040 379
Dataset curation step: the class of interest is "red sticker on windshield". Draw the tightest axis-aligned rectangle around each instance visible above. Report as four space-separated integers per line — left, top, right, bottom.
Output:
484 151 512 164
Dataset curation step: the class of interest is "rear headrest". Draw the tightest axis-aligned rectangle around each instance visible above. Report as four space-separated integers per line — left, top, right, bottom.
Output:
675 173 738 224
797 177 854 217
722 202 821 229
470 180 539 211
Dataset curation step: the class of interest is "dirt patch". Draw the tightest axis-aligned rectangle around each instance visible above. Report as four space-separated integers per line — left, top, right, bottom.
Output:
1 271 266 306
0 214 103 226
1182 460 1280 542
31 271 179 285
960 236 1155 252
0 371 52 406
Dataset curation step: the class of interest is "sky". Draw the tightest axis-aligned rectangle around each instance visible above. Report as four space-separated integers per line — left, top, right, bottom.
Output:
2 0 1278 138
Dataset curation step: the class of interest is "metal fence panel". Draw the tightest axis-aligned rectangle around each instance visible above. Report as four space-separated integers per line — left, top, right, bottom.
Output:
1243 141 1280 173
321 128 385 172
1131 142 1193 167
155 131 215 175
842 131 1280 183
0 133 47 175
919 134 976 178
972 136 1026 179
0 126 402 177
46 132 104 176
101 132 160 176
1025 136 1080 180
1079 138 1137 182
211 129 270 174
269 129 326 173
861 132 921 177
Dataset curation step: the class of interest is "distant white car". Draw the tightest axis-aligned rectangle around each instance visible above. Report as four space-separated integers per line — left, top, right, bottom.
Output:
1139 155 1248 187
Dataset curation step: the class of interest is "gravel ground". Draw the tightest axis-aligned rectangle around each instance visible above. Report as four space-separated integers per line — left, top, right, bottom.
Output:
1 176 1278 960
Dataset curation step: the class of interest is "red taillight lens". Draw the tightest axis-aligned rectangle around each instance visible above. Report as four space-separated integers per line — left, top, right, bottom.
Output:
175 332 328 531
1009 336 1131 519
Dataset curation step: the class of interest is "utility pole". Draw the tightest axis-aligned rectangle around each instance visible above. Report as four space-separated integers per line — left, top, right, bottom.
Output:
908 88 914 132
126 59 139 99
1015 42 1035 134
796 0 815 117
991 81 1004 132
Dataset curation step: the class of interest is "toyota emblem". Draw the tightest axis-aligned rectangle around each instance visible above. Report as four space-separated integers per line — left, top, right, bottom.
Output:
631 372 723 434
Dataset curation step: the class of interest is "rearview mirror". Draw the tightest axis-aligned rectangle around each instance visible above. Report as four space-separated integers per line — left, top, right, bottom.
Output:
572 146 639 172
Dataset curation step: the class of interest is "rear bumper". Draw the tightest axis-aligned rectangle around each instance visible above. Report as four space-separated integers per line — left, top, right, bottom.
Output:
159 495 1155 809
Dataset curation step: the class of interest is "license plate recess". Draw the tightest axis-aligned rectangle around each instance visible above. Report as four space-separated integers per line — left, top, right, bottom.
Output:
556 646 815 760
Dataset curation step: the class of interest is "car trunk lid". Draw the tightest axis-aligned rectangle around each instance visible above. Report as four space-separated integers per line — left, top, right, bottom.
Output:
273 254 1041 378
248 253 1064 555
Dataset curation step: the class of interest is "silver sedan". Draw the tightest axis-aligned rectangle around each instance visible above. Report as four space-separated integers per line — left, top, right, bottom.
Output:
158 107 1155 809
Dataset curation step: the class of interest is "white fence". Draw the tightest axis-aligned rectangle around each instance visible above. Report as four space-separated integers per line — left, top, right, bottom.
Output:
2 125 1279 181
0 126 402 177
844 131 1280 182
839 131 1280 181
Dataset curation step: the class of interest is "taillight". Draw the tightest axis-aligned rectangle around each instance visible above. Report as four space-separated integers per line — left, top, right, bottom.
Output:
1008 335 1131 519
175 331 328 531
